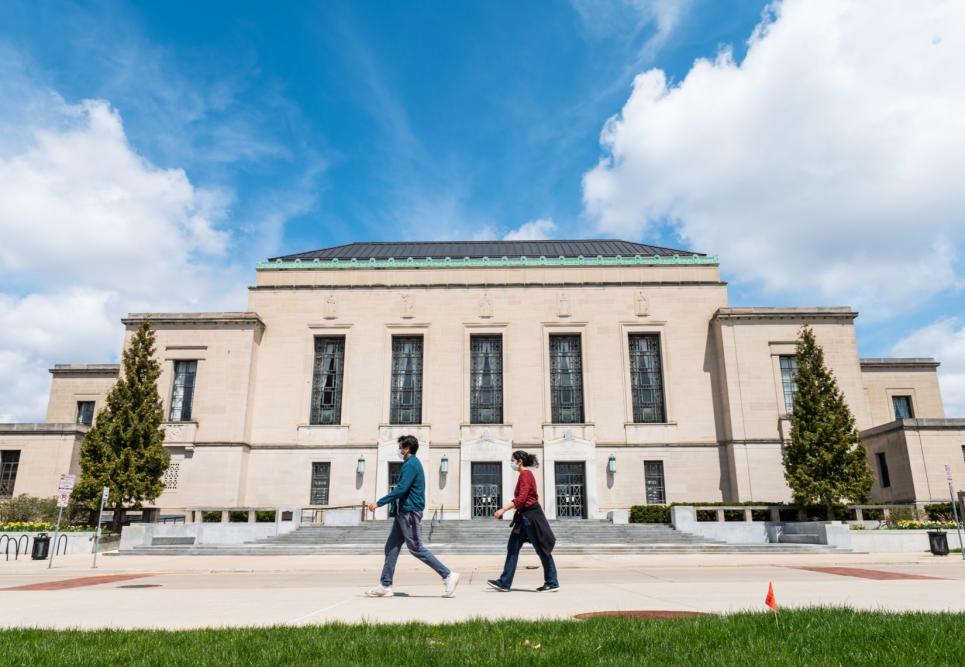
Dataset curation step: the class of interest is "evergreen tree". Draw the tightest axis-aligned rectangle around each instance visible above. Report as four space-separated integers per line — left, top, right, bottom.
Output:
783 326 873 519
74 320 169 528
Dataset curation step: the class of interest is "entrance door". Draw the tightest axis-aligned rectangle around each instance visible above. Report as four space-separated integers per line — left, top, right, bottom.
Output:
555 461 586 519
471 462 502 519
387 461 403 518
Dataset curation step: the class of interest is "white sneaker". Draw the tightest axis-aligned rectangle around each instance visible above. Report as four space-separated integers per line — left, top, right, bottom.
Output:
442 572 461 598
365 585 394 597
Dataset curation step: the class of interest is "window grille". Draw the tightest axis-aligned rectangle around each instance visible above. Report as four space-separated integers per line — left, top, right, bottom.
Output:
549 334 584 424
310 337 345 425
470 335 503 424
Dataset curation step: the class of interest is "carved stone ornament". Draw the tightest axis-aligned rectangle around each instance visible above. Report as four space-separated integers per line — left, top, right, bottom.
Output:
557 292 571 318
323 294 338 319
401 293 415 319
479 291 494 318
634 290 649 317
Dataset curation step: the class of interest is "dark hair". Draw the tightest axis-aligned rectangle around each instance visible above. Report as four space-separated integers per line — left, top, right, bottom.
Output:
398 434 419 455
512 450 538 468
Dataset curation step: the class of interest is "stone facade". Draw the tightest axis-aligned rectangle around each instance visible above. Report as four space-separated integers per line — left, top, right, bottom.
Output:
0 242 960 515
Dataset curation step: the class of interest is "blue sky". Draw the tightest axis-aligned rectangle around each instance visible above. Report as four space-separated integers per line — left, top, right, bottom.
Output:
1 0 964 419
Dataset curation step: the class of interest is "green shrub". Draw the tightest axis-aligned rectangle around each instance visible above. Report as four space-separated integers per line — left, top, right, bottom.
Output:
229 510 249 523
696 509 717 522
256 511 276 523
0 495 58 523
201 511 222 523
924 503 954 522
887 506 919 522
629 505 670 523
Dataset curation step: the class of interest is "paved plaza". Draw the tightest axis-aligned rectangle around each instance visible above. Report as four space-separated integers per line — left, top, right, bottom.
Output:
0 552 963 629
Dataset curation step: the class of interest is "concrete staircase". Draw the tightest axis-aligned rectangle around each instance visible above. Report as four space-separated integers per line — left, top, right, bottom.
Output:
124 520 848 555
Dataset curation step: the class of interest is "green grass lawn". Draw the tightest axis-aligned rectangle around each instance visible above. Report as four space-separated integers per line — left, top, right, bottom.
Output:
0 609 962 666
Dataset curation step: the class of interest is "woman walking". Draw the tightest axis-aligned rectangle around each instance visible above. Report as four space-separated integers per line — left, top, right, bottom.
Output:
487 450 559 592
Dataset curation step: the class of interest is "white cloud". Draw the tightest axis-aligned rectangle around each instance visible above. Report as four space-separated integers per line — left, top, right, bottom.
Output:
572 0 688 54
892 319 965 417
0 94 248 421
583 0 965 317
503 218 558 241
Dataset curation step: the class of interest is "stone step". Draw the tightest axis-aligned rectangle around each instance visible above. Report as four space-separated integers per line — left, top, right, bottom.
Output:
778 534 822 544
124 543 847 556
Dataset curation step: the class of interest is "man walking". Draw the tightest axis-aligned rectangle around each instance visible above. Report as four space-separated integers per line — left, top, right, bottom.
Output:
366 435 460 598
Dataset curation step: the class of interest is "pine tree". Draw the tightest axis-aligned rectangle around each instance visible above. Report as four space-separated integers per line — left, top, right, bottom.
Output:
74 320 169 528
783 326 873 519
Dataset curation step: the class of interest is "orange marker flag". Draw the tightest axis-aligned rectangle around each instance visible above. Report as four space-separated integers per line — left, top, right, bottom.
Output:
765 581 779 612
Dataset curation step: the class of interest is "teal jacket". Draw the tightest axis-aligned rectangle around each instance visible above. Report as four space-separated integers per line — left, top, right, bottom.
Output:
376 455 426 514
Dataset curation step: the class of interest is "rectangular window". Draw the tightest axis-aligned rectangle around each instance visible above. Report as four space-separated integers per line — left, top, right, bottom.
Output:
76 401 95 426
892 395 914 420
550 334 584 424
779 356 798 415
470 335 503 424
390 336 423 425
310 337 346 425
0 451 20 498
962 444 965 463
629 334 666 423
876 452 891 488
310 462 331 505
645 460 666 504
169 360 198 422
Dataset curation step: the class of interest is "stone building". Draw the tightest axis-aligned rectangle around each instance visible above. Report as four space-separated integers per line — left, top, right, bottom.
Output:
2 240 963 518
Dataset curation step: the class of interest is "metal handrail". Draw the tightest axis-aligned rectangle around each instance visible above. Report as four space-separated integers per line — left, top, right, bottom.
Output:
299 503 369 525
428 505 443 541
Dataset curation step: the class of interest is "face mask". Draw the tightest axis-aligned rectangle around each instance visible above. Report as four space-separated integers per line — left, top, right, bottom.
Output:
397 449 406 461
511 461 519 471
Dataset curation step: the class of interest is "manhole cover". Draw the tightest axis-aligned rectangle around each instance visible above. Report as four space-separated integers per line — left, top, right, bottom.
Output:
116 584 162 589
574 610 710 620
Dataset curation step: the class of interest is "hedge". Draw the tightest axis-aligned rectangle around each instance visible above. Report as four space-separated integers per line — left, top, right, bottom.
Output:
924 503 955 522
626 502 925 523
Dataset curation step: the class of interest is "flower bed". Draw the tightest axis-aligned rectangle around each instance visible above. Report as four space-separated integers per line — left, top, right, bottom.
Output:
0 522 92 533
850 519 959 531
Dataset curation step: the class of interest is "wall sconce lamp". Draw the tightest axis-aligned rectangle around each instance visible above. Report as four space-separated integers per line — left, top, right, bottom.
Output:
440 455 449 475
356 455 365 475
607 454 617 474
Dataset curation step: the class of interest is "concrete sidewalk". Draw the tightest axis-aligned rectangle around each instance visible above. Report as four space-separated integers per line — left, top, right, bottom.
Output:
0 552 963 629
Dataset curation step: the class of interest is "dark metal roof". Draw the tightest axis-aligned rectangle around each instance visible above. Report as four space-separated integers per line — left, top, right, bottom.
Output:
271 240 704 262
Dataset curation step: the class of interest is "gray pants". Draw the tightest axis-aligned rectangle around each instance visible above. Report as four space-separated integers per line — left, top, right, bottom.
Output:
380 510 451 587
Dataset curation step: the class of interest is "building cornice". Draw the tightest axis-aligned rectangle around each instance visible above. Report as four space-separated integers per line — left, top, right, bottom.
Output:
859 358 940 370
49 364 120 377
256 254 720 271
250 281 728 292
861 418 965 438
0 423 88 436
122 312 265 328
714 307 858 322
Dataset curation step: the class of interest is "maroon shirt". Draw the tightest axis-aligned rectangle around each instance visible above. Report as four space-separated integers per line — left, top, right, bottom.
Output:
512 469 539 511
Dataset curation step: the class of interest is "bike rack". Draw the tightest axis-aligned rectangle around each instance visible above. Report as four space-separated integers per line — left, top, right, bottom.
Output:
17 534 29 557
55 533 68 557
1 535 20 561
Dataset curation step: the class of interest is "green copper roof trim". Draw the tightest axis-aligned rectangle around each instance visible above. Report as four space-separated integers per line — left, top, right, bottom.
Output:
257 254 719 270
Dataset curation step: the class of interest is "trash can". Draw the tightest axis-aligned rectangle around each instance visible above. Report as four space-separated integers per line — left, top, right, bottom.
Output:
31 532 51 560
928 530 949 556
